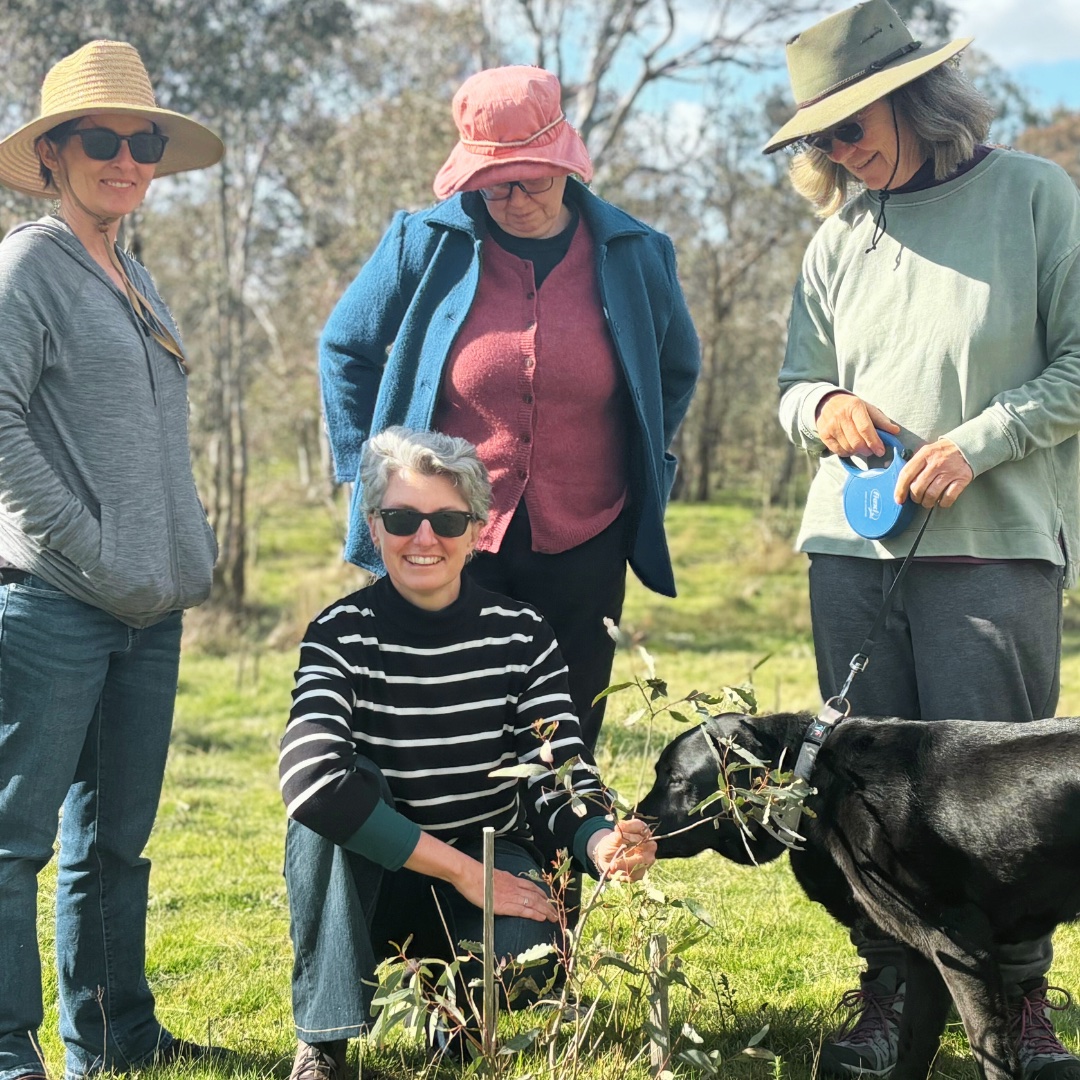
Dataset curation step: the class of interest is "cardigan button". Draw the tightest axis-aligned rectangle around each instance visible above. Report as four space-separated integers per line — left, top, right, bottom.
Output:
523 394 533 404
521 433 531 444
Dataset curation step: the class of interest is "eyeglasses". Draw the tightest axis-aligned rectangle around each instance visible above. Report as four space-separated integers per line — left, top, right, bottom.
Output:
803 119 865 155
479 177 556 201
71 128 169 165
375 508 478 538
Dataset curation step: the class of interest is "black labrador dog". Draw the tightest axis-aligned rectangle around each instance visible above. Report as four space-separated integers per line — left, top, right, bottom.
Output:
635 711 1080 1080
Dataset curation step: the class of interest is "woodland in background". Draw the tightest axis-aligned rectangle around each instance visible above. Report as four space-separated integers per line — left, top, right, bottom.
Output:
0 0 1068 611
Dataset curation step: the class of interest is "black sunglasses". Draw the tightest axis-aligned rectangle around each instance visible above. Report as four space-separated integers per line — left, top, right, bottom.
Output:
803 120 865 154
375 508 477 538
71 128 169 165
479 177 556 201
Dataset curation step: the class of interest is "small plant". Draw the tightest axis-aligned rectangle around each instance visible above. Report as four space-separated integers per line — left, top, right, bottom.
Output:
600 621 814 858
364 641 812 1077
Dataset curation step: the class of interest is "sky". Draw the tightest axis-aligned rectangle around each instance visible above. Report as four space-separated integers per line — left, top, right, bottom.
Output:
930 0 1080 112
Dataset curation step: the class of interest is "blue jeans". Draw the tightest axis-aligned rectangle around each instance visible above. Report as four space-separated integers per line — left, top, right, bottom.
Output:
0 575 183 1080
285 764 561 1041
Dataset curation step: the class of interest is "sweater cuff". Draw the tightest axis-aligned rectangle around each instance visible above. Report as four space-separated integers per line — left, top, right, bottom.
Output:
341 800 421 870
572 816 615 879
798 384 843 451
943 407 1015 477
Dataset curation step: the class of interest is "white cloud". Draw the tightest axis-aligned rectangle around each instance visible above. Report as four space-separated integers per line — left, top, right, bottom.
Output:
947 0 1080 66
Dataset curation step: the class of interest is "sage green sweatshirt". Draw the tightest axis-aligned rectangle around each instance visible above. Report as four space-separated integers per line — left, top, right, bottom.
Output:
779 149 1080 586
0 217 216 626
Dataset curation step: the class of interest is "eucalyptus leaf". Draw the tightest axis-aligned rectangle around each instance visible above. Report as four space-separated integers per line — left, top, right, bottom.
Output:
489 763 551 779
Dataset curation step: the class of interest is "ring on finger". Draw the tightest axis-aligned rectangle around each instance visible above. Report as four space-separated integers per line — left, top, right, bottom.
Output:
523 898 530 907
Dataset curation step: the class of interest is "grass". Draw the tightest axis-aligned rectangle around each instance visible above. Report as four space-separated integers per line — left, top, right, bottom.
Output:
27 481 1080 1079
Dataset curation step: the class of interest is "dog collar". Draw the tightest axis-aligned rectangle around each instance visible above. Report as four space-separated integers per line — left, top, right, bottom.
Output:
793 701 849 781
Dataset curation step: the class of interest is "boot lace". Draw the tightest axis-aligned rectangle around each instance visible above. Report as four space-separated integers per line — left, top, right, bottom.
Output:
833 985 904 1046
1011 983 1074 1064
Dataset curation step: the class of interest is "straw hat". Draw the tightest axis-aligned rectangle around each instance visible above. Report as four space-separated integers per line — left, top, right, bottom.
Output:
762 0 972 154
0 39 224 198
434 66 593 200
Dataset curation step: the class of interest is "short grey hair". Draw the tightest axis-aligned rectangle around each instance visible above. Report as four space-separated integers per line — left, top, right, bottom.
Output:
789 62 995 217
360 426 491 522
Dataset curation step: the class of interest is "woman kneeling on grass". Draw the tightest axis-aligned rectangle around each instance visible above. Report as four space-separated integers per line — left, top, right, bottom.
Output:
279 426 655 1078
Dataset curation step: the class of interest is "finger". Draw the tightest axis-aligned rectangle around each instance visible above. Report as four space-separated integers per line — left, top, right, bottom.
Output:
937 476 970 509
850 405 885 457
865 403 901 435
515 891 556 922
835 412 863 457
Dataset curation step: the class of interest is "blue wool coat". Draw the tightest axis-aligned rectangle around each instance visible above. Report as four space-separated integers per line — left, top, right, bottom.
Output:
319 179 701 597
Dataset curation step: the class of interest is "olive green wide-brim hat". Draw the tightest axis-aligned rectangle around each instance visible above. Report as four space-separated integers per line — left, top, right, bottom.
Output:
762 0 972 154
0 39 224 198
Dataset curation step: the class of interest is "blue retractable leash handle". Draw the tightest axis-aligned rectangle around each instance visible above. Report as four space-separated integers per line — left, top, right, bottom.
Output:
841 429 918 540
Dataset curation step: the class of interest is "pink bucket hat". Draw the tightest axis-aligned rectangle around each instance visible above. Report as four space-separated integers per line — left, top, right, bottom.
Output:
434 66 593 200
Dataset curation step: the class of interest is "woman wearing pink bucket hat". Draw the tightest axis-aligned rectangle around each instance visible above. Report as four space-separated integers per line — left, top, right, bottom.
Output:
320 66 700 760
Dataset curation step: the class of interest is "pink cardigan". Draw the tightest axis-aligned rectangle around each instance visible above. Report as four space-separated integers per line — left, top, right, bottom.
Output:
433 219 628 554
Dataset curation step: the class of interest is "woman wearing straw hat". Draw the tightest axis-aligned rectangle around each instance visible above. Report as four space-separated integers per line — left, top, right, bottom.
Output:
0 41 225 1080
319 65 700 755
769 2 1080 1077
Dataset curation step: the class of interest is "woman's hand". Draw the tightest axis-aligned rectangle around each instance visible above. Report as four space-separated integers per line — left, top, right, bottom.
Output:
592 818 656 882
815 392 900 458
405 830 556 922
462 865 558 924
895 438 973 509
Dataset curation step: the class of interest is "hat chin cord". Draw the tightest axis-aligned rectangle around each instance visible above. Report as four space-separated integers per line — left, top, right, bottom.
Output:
52 157 190 374
52 158 122 257
864 96 901 254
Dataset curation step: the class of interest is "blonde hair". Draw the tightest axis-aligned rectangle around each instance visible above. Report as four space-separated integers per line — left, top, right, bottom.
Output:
789 62 994 217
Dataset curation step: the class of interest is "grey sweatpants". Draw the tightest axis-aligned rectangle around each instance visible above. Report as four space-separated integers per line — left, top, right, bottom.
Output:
808 553 1064 992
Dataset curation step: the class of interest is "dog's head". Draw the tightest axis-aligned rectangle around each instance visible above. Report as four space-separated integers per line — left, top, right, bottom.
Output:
634 712 810 865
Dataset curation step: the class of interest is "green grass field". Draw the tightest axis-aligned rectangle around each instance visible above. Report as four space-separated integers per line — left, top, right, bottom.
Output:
29 487 1080 1079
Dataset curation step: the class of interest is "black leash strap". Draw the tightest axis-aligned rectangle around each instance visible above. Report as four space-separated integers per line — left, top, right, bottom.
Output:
794 506 935 781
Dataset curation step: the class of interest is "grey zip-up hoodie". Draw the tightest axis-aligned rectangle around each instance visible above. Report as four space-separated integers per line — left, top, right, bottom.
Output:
0 217 216 627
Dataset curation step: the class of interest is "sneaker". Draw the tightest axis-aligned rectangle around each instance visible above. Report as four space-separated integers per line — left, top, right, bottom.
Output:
1010 979 1080 1080
819 967 905 1077
289 1040 347 1080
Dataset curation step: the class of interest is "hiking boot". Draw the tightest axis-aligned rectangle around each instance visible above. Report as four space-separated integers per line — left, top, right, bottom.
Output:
289 1040 347 1080
1010 979 1080 1080
820 967 905 1077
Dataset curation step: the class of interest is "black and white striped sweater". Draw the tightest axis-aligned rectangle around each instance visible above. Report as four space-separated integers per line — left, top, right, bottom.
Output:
279 574 611 863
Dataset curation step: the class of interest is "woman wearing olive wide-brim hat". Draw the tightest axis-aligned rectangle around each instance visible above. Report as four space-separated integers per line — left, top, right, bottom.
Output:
0 40 226 1080
769 3 1080 1078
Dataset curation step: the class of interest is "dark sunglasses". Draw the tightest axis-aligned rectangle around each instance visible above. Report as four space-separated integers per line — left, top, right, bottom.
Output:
479 176 556 201
375 508 477 538
71 128 169 165
803 120 865 154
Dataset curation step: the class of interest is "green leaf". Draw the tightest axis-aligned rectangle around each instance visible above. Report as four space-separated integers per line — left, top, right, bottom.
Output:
671 897 715 927
515 943 557 966
592 682 633 703
746 1023 771 1047
596 952 644 975
677 1047 722 1075
489 763 550 778
499 1029 541 1051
